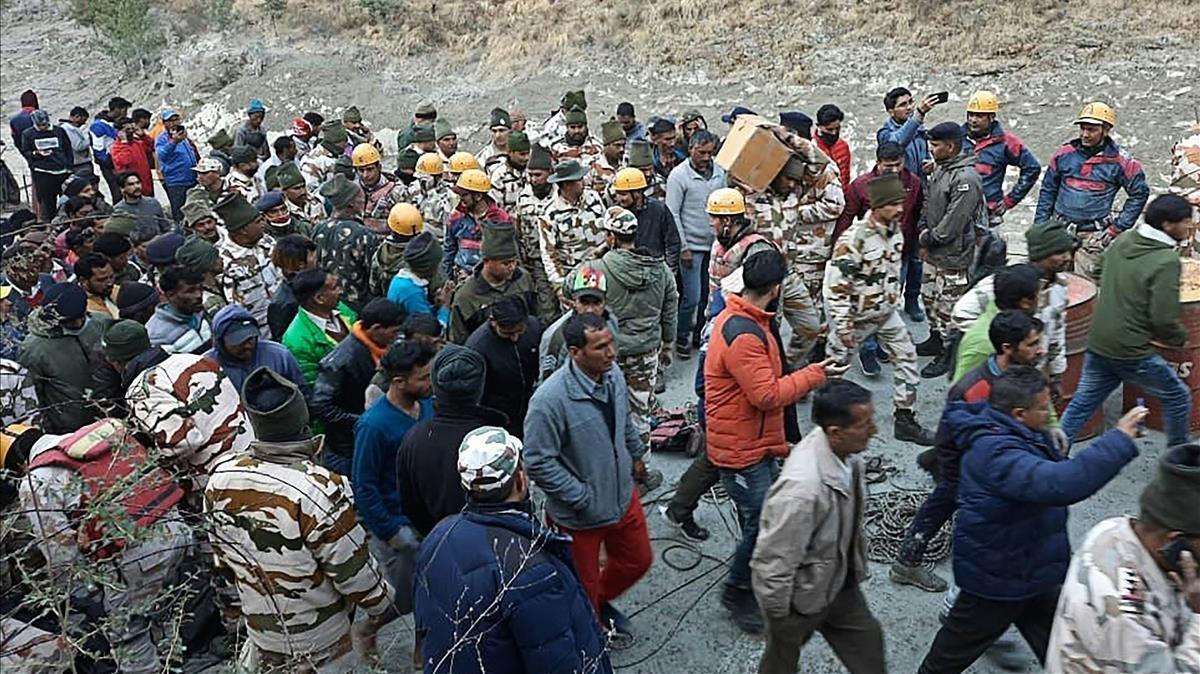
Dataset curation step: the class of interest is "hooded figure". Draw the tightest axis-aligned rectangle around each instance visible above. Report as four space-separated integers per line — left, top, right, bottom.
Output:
205 304 308 395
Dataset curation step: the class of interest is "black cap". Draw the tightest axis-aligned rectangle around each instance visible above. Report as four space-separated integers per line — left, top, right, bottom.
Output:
927 121 965 142
489 295 528 328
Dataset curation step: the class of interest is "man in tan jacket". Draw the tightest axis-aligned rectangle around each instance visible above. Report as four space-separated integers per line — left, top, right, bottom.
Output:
750 379 885 674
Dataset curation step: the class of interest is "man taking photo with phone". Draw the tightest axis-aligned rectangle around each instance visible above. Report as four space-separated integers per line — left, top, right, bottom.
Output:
1046 443 1200 672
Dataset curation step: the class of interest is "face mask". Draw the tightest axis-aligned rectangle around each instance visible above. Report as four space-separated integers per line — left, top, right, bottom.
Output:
267 212 291 225
818 131 839 146
532 182 553 199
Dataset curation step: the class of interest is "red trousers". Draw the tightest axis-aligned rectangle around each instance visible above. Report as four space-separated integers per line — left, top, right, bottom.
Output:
557 493 652 613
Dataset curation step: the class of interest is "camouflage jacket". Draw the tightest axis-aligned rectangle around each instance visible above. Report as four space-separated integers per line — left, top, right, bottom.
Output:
406 176 457 239
217 232 280 331
476 143 507 172
125 353 252 492
551 136 603 170
311 216 380 310
540 111 567 147
823 214 904 329
186 183 221 206
299 144 341 191
204 439 394 660
287 194 327 226
223 168 260 205
1046 516 1200 674
538 189 608 287
590 154 621 198
0 357 38 427
488 160 527 213
512 184 554 275
750 165 844 268
359 174 406 237
1171 132 1200 256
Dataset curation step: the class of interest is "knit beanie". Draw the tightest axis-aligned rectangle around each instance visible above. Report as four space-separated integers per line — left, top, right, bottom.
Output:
561 90 587 111
403 231 442 278
94 231 133 257
411 123 436 143
276 162 305 189
242 366 311 442
867 173 905 208
564 106 588 126
101 320 150 362
432 344 486 406
230 145 257 165
332 156 355 181
175 235 220 271
435 119 455 140
507 131 531 153
527 144 552 171
1025 219 1078 261
397 148 421 171
43 283 86 322
781 154 807 181
601 120 625 145
116 282 160 319
264 165 281 191
342 106 363 123
103 212 140 238
321 120 348 146
1139 443 1200 535
489 107 511 129
213 193 261 232
208 128 233 149
318 173 360 209
481 222 518 260
626 140 653 169
144 232 185 265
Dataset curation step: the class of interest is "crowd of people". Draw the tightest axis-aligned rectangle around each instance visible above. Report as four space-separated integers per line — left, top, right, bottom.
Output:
1 84 1198 674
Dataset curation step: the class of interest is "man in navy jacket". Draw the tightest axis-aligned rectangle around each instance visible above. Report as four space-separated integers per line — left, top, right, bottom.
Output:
917 365 1146 673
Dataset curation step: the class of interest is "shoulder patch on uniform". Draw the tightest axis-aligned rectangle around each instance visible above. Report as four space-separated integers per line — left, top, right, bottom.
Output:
957 183 971 191
1115 566 1147 616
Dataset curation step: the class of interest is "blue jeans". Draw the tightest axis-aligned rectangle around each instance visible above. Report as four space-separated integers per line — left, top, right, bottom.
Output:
676 251 710 347
165 183 192 223
901 251 923 306
719 457 780 589
1061 351 1192 447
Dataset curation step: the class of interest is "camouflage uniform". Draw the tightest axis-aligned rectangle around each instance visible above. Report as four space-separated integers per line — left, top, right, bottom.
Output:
406 176 457 240
590 154 621 200
1170 131 1200 257
287 194 327 228
539 111 567 147
299 144 341 191
538 189 608 290
186 182 222 206
204 438 395 668
1046 516 1200 674
476 144 507 172
750 191 824 365
0 357 38 427
359 174 406 236
368 237 410 298
823 214 920 410
202 283 230 320
488 159 527 213
217 231 279 332
224 168 260 204
513 184 559 324
311 216 380 310
550 136 603 170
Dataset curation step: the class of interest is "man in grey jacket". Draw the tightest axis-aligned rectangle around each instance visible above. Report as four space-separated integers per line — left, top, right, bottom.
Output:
917 121 986 378
523 312 652 641
751 380 885 674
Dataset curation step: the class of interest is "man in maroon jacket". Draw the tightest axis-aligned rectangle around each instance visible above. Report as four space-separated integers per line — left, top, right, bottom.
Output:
835 141 924 375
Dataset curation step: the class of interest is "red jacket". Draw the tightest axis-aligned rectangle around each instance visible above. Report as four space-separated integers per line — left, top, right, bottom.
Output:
109 134 156 196
814 136 852 189
834 166 923 255
705 294 826 470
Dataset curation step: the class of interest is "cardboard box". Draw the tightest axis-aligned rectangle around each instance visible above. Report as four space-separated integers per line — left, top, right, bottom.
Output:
715 115 790 192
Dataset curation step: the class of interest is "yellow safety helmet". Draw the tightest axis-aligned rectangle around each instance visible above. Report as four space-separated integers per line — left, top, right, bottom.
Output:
966 90 999 114
0 423 36 467
706 187 746 216
416 152 444 177
612 167 648 192
1075 102 1116 128
351 143 382 168
456 168 491 193
449 151 480 174
387 203 424 237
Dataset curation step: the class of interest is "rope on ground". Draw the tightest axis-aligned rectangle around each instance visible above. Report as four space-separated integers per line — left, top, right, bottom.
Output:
863 456 953 568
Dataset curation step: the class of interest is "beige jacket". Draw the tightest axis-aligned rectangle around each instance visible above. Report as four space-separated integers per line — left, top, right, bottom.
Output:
751 427 868 618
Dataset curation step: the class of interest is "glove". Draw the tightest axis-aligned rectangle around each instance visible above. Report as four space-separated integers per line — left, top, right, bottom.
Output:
388 526 421 553
1049 428 1070 456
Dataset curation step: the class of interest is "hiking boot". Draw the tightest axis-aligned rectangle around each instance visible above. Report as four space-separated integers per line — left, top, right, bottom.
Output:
676 342 692 360
895 410 937 446
876 347 891 364
720 585 764 635
915 331 943 357
636 467 664 496
916 448 941 480
890 562 949 593
859 347 881 377
986 634 1029 671
921 348 953 379
662 505 711 542
905 298 926 322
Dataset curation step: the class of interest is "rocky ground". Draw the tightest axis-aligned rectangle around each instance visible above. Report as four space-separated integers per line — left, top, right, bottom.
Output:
2 1 1194 671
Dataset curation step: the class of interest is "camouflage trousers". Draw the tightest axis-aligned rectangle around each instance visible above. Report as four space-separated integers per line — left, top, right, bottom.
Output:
827 310 919 410
528 264 562 328
780 271 822 368
243 630 357 674
921 264 970 335
794 261 826 312
619 348 660 447
1071 229 1111 282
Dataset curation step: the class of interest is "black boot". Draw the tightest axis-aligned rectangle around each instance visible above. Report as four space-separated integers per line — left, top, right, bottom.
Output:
894 409 937 446
915 330 943 357
916 447 941 481
720 585 764 635
921 347 953 378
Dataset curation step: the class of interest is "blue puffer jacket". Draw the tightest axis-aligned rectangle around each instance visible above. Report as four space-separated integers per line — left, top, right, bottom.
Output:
1034 137 1148 231
154 132 199 187
962 121 1041 210
950 401 1137 601
413 501 613 674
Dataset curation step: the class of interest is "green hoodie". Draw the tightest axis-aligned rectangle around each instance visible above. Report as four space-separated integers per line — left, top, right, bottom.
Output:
1088 225 1188 360
588 247 679 357
16 307 104 433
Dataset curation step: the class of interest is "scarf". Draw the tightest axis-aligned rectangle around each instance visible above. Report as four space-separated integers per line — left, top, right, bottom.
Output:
352 321 387 364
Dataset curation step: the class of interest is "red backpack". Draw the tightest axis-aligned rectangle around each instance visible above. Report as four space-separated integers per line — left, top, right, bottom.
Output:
27 418 184 559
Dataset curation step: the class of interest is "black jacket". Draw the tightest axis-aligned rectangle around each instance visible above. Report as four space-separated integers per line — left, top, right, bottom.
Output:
267 279 298 342
464 318 540 439
396 402 510 535
311 334 377 460
633 197 682 275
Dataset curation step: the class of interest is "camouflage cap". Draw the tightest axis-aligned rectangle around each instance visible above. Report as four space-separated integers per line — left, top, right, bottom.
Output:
681 108 705 124
182 193 216 228
411 123 436 143
507 131 531 153
600 120 625 146
342 105 363 123
604 206 638 235
458 425 522 494
434 118 455 140
626 140 654 168
564 106 588 127
208 128 233 149
276 161 305 189
561 90 587 111
489 107 511 129
213 192 261 232
527 143 552 171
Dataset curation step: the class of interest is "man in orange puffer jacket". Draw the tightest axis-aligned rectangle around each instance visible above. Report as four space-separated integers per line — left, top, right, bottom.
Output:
704 248 845 635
